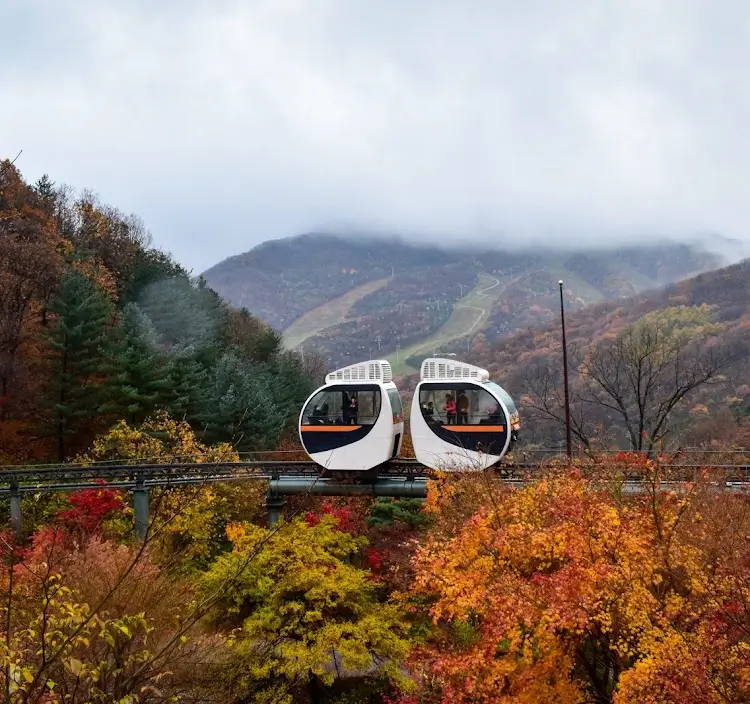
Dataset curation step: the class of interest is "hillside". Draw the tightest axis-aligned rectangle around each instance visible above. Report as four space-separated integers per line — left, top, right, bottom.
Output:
457 258 750 451
203 233 723 370
0 159 318 462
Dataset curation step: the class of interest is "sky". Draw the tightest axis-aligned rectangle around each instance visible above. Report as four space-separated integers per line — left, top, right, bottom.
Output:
3 0 750 273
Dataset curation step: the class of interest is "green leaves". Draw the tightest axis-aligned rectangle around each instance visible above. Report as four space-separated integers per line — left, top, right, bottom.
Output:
44 268 116 458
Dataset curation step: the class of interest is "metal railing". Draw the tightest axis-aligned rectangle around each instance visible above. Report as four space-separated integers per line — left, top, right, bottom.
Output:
2 454 749 538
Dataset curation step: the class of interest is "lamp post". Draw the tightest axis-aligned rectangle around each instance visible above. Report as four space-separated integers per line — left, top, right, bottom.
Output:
558 280 572 460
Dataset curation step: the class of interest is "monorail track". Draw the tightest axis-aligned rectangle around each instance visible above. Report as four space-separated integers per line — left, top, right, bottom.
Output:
2 457 749 538
2 457 750 491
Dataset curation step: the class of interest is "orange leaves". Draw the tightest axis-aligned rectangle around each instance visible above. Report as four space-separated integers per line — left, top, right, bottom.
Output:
405 469 750 702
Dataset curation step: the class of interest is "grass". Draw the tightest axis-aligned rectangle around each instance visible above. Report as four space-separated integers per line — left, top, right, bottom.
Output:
282 277 390 350
546 265 607 304
386 273 514 376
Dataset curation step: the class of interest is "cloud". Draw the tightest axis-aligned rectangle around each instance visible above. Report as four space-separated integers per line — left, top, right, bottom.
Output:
2 0 750 271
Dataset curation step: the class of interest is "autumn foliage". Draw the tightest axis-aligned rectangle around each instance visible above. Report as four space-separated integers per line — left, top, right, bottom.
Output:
399 466 750 703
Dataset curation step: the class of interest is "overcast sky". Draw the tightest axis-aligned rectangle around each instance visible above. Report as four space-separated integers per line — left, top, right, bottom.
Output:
3 0 750 272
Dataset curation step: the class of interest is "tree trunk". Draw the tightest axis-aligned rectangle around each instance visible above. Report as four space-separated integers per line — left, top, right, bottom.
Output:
308 672 322 704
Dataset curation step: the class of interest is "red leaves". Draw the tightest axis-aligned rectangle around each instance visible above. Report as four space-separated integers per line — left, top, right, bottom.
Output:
57 478 124 533
366 547 384 573
304 501 365 535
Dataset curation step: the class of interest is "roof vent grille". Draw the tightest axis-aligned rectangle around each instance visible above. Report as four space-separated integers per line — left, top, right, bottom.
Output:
326 360 393 384
420 358 490 382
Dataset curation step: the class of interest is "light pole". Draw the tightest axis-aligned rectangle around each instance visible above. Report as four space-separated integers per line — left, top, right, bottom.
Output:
558 280 572 460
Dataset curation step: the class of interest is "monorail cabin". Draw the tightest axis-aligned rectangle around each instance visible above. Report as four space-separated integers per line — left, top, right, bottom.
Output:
299 360 405 471
411 358 520 470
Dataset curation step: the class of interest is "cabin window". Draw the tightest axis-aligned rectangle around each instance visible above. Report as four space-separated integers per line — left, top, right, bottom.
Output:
486 382 518 418
303 388 381 426
387 388 404 421
419 386 504 426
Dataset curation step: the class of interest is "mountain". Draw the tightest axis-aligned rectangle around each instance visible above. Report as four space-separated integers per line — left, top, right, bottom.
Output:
202 233 725 372
460 258 750 451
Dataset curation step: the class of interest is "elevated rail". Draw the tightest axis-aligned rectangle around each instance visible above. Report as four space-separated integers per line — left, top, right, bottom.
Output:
2 455 750 538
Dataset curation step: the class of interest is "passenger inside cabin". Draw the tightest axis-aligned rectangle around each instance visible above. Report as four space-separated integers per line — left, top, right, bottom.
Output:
457 392 469 425
443 394 456 424
348 394 358 424
421 399 436 421
342 392 351 424
487 402 502 424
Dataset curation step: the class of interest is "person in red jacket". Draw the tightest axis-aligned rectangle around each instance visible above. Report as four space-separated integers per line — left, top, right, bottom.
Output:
443 394 457 424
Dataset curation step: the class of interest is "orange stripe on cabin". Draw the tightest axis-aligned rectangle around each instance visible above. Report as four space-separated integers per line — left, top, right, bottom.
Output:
441 425 505 432
300 425 362 432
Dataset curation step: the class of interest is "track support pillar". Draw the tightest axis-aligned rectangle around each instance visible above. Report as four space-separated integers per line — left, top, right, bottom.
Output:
265 491 287 526
133 476 149 540
9 483 21 538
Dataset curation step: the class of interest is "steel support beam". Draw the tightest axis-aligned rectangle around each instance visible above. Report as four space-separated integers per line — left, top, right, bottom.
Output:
9 483 21 537
268 477 428 498
265 492 287 526
133 477 149 540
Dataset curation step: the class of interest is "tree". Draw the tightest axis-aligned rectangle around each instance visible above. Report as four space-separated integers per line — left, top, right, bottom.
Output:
121 246 187 304
201 517 411 703
576 307 730 453
401 465 750 704
522 355 599 451
201 352 288 450
44 269 115 459
104 303 171 425
0 161 66 417
137 276 226 355
163 352 209 424
0 526 216 702
77 413 268 565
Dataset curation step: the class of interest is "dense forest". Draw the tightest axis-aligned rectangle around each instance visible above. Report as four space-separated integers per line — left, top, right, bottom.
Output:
460 259 750 452
1 158 749 703
0 159 321 463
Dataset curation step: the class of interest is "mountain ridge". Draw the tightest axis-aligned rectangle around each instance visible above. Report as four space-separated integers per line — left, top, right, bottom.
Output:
202 232 728 371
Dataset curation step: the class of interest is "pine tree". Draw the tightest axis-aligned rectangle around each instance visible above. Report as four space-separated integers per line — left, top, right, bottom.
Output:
45 269 115 459
164 352 209 425
202 353 286 451
104 303 172 425
266 351 317 432
137 275 226 355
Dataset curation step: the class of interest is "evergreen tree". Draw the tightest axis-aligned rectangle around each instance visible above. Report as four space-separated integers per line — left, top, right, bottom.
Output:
104 303 172 425
45 269 114 459
121 247 187 304
164 352 209 425
136 275 228 356
252 327 283 363
202 353 286 451
266 351 317 432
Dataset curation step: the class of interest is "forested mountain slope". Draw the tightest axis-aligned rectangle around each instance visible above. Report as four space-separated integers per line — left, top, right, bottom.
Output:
457 259 750 451
0 159 319 462
203 232 724 370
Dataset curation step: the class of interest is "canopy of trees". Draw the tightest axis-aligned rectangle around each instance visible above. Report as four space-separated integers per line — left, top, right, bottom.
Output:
0 159 320 462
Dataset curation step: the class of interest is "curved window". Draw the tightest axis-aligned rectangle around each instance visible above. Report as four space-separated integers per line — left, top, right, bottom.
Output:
387 388 404 422
486 382 518 418
419 384 506 426
303 386 381 426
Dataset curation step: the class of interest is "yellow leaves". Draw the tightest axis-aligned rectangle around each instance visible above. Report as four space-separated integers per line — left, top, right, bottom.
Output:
407 468 750 702
68 657 83 676
201 516 411 700
79 411 240 465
